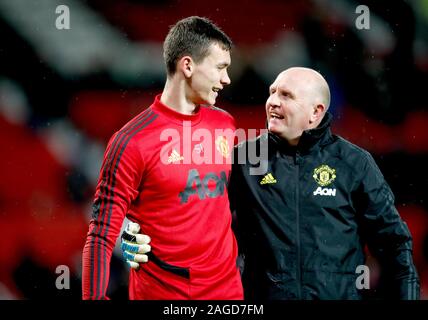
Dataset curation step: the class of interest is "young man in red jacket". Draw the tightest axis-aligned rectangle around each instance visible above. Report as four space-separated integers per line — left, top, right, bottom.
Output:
82 16 243 300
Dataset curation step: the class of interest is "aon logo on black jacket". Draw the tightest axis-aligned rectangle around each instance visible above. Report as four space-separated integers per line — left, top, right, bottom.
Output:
313 187 336 196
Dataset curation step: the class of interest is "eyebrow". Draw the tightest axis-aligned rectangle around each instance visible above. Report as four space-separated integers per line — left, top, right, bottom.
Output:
269 86 295 98
281 89 295 99
217 62 230 68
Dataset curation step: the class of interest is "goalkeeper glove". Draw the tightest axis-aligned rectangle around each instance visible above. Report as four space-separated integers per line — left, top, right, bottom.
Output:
120 221 151 269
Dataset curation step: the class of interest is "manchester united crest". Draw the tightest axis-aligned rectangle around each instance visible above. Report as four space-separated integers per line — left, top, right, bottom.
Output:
215 136 230 158
313 164 336 187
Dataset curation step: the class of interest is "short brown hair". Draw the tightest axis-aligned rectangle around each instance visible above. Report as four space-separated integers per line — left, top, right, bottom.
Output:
163 16 232 76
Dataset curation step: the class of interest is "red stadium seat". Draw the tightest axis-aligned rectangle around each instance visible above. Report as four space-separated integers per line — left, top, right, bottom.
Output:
69 90 154 142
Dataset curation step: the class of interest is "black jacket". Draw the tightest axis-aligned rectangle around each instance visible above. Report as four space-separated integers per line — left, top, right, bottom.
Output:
229 113 420 300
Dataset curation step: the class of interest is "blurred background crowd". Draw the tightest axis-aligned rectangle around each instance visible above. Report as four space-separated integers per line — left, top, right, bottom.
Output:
0 0 427 299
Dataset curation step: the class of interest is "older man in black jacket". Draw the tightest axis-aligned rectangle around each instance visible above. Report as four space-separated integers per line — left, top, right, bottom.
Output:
229 67 419 300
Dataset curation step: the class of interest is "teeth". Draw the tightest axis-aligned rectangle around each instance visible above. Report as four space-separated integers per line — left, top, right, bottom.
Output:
271 113 282 119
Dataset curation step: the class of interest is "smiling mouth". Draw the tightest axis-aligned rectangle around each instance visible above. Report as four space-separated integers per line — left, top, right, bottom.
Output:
212 87 221 93
270 112 284 119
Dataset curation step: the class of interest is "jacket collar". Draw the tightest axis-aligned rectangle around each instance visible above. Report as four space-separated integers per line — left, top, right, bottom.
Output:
268 112 333 155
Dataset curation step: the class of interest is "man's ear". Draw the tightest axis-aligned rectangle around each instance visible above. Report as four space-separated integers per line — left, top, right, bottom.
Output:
178 56 194 78
310 103 326 124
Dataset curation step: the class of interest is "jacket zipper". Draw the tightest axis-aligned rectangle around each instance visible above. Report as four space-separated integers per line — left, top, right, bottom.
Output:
295 153 302 299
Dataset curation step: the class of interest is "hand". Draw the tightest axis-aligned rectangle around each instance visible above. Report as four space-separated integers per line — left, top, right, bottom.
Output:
120 221 151 269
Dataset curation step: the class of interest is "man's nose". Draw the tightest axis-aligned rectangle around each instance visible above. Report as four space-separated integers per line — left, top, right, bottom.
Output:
221 71 231 86
267 92 280 108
